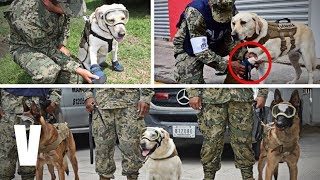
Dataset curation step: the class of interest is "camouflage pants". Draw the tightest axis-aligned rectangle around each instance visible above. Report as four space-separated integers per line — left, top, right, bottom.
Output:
12 46 82 84
0 90 36 180
92 105 145 179
198 101 255 180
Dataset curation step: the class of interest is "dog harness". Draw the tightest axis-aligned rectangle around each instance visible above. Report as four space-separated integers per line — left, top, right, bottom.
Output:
79 19 113 53
262 120 298 154
39 123 70 153
247 18 297 56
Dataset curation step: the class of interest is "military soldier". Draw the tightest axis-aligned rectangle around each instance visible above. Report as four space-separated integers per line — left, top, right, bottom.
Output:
173 0 254 84
188 88 267 180
84 89 154 180
4 0 98 84
0 88 60 180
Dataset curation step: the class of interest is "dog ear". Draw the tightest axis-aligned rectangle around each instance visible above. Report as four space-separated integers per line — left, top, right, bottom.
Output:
252 14 263 35
274 89 283 104
289 90 300 109
159 128 169 140
95 7 104 20
22 99 30 112
30 101 41 120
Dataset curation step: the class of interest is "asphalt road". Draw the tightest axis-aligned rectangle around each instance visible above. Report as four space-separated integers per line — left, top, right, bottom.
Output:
154 40 320 84
15 126 320 180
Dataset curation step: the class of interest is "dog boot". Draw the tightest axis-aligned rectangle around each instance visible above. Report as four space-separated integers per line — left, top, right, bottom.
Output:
240 167 254 180
112 60 124 72
90 64 107 84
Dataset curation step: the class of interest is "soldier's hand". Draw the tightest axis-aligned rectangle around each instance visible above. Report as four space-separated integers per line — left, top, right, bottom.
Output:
189 97 202 110
76 68 99 84
58 45 71 57
138 101 150 117
255 96 266 108
231 61 245 76
85 97 97 112
45 101 56 115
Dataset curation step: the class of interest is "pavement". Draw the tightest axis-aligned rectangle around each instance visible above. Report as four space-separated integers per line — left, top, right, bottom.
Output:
154 39 320 84
13 126 320 180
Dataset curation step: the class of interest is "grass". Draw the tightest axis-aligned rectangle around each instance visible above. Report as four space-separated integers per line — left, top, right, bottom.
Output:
0 0 150 84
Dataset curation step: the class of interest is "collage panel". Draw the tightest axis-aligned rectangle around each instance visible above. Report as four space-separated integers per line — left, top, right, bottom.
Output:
0 0 151 84
154 0 320 84
0 88 320 179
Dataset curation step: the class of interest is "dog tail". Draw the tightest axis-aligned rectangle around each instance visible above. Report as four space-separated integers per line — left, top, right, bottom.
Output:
63 155 70 175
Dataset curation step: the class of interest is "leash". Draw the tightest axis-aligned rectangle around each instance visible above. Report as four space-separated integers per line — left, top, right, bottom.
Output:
89 102 146 164
253 102 267 142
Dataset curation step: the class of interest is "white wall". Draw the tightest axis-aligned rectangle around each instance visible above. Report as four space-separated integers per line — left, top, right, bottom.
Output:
310 0 320 58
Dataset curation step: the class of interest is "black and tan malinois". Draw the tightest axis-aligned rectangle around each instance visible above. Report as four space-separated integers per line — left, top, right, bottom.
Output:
258 89 300 180
22 101 79 180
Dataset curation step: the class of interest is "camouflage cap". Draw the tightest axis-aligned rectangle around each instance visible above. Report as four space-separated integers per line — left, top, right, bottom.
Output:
209 0 235 23
57 0 87 17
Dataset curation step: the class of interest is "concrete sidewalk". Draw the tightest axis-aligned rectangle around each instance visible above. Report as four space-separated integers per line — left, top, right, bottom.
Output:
155 39 320 84
15 126 320 180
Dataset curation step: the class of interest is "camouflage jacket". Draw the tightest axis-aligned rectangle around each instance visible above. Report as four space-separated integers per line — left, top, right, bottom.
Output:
187 88 268 104
4 0 80 73
173 6 246 72
0 88 61 114
84 89 154 109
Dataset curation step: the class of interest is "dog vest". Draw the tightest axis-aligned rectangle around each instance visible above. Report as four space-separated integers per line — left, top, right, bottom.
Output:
176 0 236 56
263 122 298 154
79 20 113 53
248 18 297 56
39 123 70 153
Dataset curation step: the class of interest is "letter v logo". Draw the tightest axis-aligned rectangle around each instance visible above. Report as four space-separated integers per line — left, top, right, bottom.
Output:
14 125 41 166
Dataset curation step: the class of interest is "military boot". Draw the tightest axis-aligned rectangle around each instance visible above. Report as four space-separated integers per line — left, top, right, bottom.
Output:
21 175 35 180
100 175 111 180
127 174 138 180
240 167 254 180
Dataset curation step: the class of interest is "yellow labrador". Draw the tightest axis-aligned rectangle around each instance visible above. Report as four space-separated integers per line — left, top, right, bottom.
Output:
140 127 182 180
231 12 316 84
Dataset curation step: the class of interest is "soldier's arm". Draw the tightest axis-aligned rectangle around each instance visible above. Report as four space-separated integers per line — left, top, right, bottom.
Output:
185 7 227 72
186 88 203 98
139 89 155 104
48 89 61 106
257 88 268 98
58 16 71 46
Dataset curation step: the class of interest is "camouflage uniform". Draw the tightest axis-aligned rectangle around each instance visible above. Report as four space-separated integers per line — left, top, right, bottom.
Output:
187 88 268 180
0 89 60 180
84 89 154 179
173 0 246 84
4 0 83 84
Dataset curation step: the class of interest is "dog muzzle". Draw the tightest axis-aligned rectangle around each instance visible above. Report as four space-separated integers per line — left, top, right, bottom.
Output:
103 9 129 26
272 102 296 129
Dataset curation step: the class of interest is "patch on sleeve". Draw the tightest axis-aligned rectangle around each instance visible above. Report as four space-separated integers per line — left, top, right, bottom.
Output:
190 36 208 54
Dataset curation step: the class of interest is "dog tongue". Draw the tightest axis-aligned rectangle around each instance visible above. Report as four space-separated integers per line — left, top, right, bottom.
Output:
142 150 150 157
116 37 124 42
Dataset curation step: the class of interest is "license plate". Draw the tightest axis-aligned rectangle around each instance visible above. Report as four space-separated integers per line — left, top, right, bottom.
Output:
172 126 195 138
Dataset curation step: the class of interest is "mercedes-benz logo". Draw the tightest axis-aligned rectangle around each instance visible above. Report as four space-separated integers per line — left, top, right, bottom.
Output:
176 89 189 105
